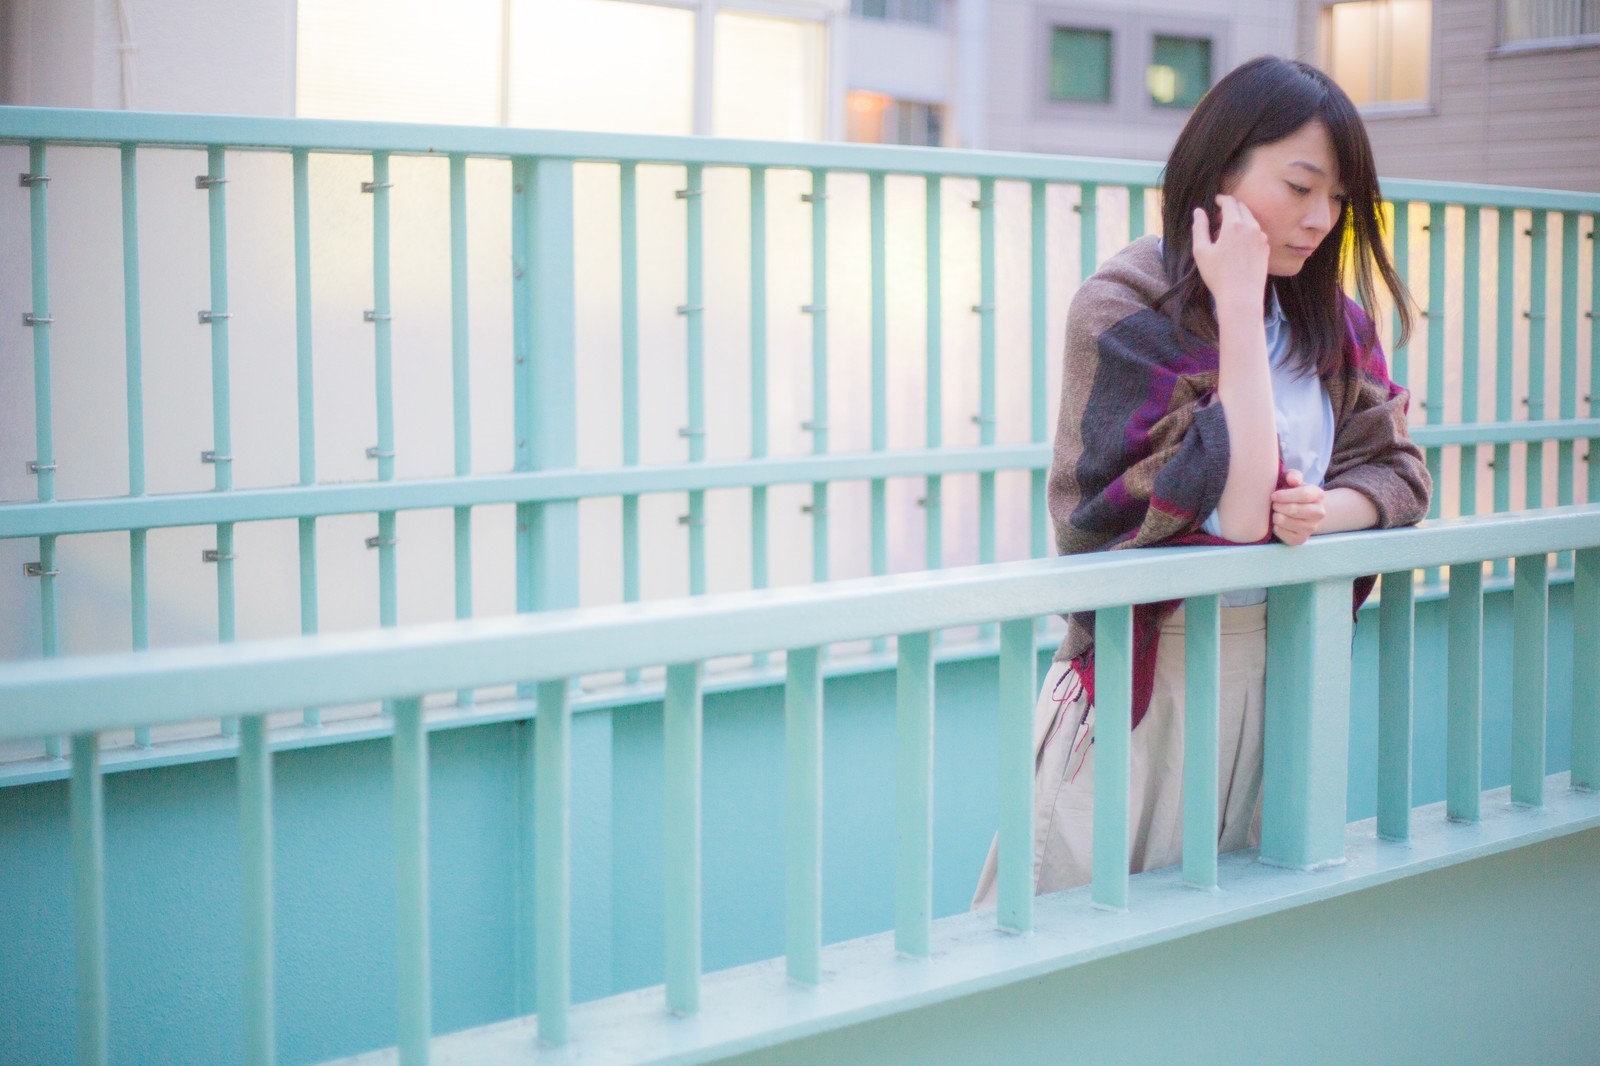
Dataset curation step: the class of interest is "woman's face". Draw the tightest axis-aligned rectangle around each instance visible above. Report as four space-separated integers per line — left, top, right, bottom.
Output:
1221 119 1347 277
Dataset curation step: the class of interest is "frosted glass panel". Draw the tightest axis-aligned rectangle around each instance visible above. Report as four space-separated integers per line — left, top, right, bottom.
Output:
1327 2 1377 106
508 0 695 135
1387 0 1431 103
713 12 826 142
297 0 502 125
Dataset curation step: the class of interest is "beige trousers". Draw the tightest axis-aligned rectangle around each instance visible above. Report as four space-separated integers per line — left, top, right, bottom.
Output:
971 602 1267 908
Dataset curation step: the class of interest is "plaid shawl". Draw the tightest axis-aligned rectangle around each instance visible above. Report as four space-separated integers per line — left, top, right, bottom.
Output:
1051 235 1431 727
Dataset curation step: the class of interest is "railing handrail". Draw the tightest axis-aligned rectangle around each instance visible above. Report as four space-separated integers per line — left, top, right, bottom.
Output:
3 503 1597 740
4 105 1599 212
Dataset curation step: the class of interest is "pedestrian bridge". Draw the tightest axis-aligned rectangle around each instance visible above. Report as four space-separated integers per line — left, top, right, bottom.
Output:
1 107 1597 1065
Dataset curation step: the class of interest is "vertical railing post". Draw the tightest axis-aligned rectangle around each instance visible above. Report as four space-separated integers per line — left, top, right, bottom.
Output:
24 141 61 760
997 619 1036 930
535 680 571 1045
680 163 707 595
449 153 474 707
1091 604 1131 909
1377 570 1415 841
1262 579 1354 869
392 697 431 1065
923 175 943 572
894 634 934 952
121 142 153 747
620 161 643 680
292 148 321 727
804 169 830 585
1182 594 1220 889
1511 553 1548 807
974 177 997 584
1446 563 1484 823
70 733 108 1066
748 167 770 653
239 715 275 1066
368 152 398 651
786 647 824 981
664 663 703 1015
869 172 889 639
1574 546 1600 790
201 145 238 736
1526 211 1549 510
1029 180 1049 562
1460 206 1481 520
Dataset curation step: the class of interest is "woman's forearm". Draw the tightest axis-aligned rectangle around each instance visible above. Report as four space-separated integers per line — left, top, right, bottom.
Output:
1213 301 1277 541
1315 487 1379 534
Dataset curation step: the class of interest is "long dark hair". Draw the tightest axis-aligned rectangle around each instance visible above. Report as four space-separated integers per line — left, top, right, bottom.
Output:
1158 56 1411 376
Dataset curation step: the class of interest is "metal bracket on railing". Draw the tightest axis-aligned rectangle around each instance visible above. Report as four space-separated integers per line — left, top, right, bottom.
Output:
800 304 826 314
800 192 827 203
675 188 702 199
19 172 49 187
201 549 236 563
801 420 828 433
1523 310 1546 319
365 446 394 460
195 175 227 189
26 460 56 475
363 310 393 322
361 181 392 193
800 504 829 516
677 427 704 438
365 535 396 549
970 303 994 313
22 313 53 327
676 304 703 315
971 414 995 426
198 310 231 324
970 198 992 209
201 451 233 464
677 514 706 527
23 561 59 578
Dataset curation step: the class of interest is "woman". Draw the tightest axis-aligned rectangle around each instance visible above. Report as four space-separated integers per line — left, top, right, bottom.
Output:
972 56 1431 906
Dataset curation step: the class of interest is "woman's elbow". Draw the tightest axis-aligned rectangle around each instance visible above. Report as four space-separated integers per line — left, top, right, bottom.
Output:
1215 513 1271 543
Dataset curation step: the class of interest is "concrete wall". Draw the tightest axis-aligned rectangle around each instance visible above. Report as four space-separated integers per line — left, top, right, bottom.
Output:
1296 0 1600 192
737 825 1600 1065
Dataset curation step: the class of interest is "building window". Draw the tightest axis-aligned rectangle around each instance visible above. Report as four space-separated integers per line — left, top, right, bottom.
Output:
1501 0 1600 44
1323 0 1432 107
1147 34 1210 108
1048 27 1114 103
846 91 944 145
850 0 941 28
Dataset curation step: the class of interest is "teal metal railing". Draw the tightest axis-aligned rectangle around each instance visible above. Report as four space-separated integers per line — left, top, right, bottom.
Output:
2 509 1598 1064
2 111 1596 719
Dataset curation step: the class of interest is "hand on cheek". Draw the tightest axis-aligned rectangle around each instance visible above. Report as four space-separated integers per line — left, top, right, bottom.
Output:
1270 469 1326 546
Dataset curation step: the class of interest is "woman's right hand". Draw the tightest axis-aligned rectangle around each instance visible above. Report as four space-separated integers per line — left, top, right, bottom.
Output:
1191 194 1269 313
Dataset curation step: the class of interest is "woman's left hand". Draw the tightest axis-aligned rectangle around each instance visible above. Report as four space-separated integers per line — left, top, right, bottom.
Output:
1271 469 1326 546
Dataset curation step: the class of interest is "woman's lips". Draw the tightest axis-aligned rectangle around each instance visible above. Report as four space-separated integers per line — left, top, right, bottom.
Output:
1287 244 1315 257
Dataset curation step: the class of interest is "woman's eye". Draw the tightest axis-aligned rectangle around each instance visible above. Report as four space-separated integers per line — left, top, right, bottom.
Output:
1288 183 1310 196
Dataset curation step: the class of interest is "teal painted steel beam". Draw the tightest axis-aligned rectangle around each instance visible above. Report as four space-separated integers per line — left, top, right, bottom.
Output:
0 446 1055 539
1556 213 1580 570
806 168 829 584
997 618 1036 930
238 714 275 1066
121 143 152 747
621 162 642 680
293 148 321 726
1460 207 1481 518
1527 211 1549 509
664 662 703 1015
1376 570 1415 841
1262 579 1354 869
683 163 707 595
26 141 60 760
369 152 398 636
749 167 770 603
6 508 1600 740
1575 546 1600 790
1510 553 1548 807
1030 180 1048 560
1447 563 1484 823
976 177 997 576
1127 184 1145 239
535 680 571 1045
785 647 823 981
893 634 933 954
1494 208 1516 530
449 154 473 707
7 106 1600 210
1182 594 1220 889
203 145 238 736
870 172 888 590
1392 200 1410 388
1091 604 1131 910
924 175 943 572
1078 181 1097 283
1423 203 1446 587
1589 213 1599 503
70 734 108 1066
392 697 432 1064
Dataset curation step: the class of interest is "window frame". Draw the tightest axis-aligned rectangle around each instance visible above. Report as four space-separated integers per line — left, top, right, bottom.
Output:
1492 0 1600 55
1031 5 1227 126
1319 0 1440 119
1046 25 1116 105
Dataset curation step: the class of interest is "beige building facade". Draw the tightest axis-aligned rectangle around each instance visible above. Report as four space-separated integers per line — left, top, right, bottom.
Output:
1298 0 1600 191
